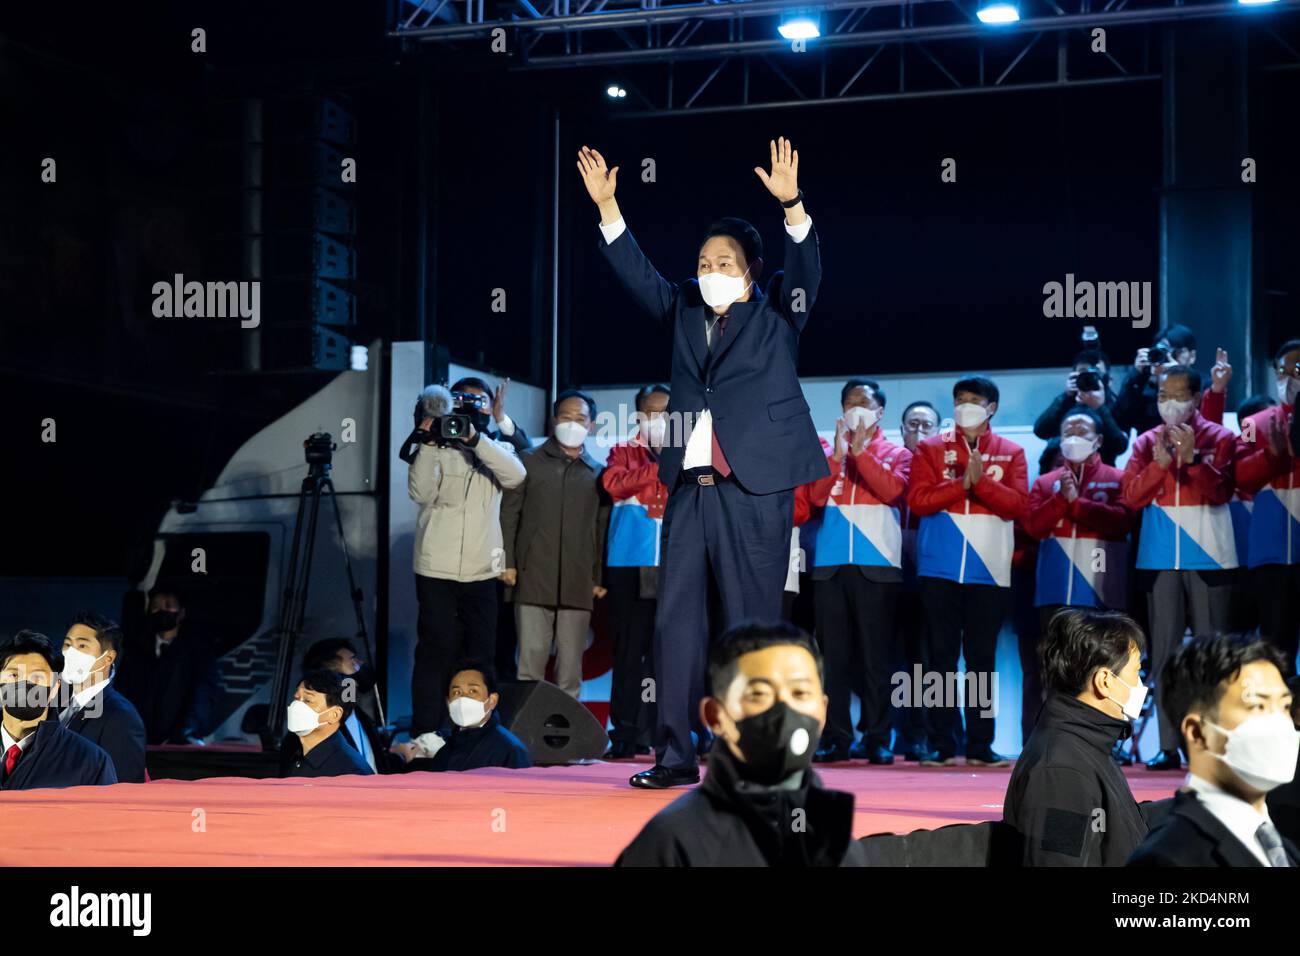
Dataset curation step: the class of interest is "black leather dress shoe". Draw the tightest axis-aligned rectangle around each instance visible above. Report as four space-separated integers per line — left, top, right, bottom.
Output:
867 745 895 765
905 745 938 762
604 741 637 760
848 739 871 760
1146 749 1183 772
965 749 1011 767
813 741 852 763
630 765 700 789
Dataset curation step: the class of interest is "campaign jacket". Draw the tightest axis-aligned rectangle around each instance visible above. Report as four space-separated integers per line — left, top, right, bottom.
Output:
907 426 1029 588
1023 454 1133 608
802 430 911 570
1234 403 1300 568
602 435 669 568
1120 411 1238 571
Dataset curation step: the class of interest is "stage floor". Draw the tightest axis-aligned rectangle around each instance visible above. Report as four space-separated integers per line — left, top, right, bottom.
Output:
0 757 1184 866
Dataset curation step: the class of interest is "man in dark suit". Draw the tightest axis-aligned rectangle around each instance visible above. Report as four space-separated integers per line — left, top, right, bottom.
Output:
1 630 117 791
579 137 828 788
59 611 147 783
283 669 374 779
1128 636 1299 866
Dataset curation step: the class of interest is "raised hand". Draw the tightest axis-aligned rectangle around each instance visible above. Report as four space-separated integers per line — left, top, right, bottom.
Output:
754 136 800 203
1211 348 1233 394
850 421 869 457
577 146 619 205
831 417 848 462
493 378 510 424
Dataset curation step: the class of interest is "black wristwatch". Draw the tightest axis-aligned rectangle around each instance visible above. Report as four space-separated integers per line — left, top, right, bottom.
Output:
780 189 804 209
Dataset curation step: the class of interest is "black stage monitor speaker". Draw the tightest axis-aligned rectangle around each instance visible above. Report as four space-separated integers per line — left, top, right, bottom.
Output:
496 680 609 766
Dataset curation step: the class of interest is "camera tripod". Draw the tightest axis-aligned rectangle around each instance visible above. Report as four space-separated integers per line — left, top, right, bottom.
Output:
263 434 385 746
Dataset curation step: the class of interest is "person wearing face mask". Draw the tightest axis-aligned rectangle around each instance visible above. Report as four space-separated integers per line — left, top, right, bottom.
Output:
1004 609 1150 866
601 384 672 759
116 585 220 746
1023 410 1135 739
500 390 611 701
58 611 146 783
1234 340 1300 664
1033 350 1129 465
395 662 532 772
1122 366 1239 772
282 669 373 778
615 622 866 866
907 376 1029 767
580 139 827 790
1 630 117 791
452 375 531 454
801 380 911 765
1128 635 1299 866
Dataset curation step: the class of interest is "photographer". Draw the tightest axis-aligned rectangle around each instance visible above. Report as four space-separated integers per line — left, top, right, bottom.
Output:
452 376 531 455
1033 349 1129 465
407 384 527 737
1113 325 1232 436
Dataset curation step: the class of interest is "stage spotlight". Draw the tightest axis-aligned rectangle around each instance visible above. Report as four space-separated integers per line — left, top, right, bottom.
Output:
350 345 368 371
1238 0 1280 5
606 84 627 98
976 2 1020 23
778 11 821 40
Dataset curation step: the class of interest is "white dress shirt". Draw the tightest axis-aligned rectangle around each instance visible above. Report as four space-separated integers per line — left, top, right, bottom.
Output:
2 724 35 755
60 678 111 725
600 213 814 470
1186 773 1277 866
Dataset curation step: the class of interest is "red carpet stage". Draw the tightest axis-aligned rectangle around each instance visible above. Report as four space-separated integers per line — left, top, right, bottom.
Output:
0 759 1182 866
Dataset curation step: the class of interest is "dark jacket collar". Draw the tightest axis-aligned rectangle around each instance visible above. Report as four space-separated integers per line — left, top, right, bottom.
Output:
448 710 502 746
1038 693 1132 752
539 436 600 471
1169 789 1275 867
303 728 346 769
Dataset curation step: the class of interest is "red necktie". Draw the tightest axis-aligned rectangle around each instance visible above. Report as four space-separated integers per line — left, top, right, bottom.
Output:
709 316 732 477
4 744 21 778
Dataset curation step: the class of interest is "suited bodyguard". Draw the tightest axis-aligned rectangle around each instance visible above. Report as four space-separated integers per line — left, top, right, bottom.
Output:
59 611 147 783
579 137 828 788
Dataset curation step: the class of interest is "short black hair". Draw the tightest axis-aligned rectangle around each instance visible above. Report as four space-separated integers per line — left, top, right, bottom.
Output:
68 610 124 661
901 400 939 422
0 629 63 674
1161 635 1289 732
303 637 357 675
451 376 492 395
707 620 824 697
1157 324 1196 353
634 383 671 412
299 668 353 722
841 378 887 409
1161 364 1203 394
553 388 596 419
1040 609 1146 697
448 659 498 697
147 584 185 607
1274 338 1300 366
1237 394 1277 422
700 217 763 267
953 375 999 405
1060 406 1104 434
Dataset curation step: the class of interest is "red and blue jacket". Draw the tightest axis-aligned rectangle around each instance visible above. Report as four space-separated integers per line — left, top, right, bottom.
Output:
801 430 912 570
907 426 1029 588
1121 411 1238 571
602 436 668 568
1234 403 1300 568
1023 455 1133 608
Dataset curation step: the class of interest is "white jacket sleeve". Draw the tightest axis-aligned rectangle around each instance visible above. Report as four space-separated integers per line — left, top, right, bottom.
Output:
473 435 527 490
408 445 442 505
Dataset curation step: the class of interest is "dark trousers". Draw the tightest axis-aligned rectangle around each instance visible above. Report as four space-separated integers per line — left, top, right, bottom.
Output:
815 570 899 748
888 588 928 751
1255 563 1300 664
919 577 1009 758
494 579 518 681
412 575 498 736
654 477 793 770
607 566 657 746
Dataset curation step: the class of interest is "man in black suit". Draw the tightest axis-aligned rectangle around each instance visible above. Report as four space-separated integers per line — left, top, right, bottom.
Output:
1128 636 1299 866
283 669 373 779
59 611 147 783
116 585 220 745
580 137 828 788
1 630 117 791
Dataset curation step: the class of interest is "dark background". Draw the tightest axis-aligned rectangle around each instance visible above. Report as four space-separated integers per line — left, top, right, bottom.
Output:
2 1 1297 577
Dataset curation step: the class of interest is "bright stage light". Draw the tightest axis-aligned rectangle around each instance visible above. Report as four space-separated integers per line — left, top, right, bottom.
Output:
606 84 627 98
778 16 821 40
1238 0 1280 5
976 2 1020 23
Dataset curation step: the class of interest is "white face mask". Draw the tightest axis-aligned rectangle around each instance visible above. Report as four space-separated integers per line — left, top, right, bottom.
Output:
61 647 109 685
1060 435 1097 464
287 700 326 737
953 402 989 429
843 406 881 431
641 416 667 446
1158 397 1196 426
449 696 488 728
698 268 751 309
554 420 588 448
1205 713 1300 793
1106 672 1148 721
1278 377 1300 407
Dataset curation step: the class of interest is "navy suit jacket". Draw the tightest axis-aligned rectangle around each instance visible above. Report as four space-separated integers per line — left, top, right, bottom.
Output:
64 685 148 784
1 719 118 791
1127 789 1300 867
598 221 829 495
284 729 375 779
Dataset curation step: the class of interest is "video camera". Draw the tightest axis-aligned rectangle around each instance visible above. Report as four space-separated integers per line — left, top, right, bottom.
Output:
398 385 492 463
